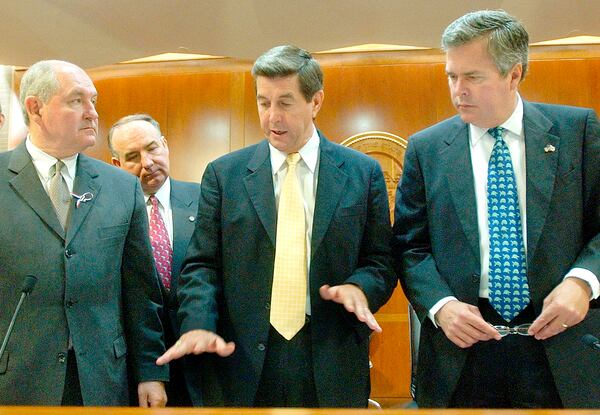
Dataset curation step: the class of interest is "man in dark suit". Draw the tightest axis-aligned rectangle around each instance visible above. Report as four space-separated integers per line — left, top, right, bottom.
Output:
0 60 168 406
393 10 600 409
109 113 199 406
157 45 396 407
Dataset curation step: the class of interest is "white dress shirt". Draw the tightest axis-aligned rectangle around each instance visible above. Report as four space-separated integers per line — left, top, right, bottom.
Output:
269 126 320 313
430 95 599 324
26 137 78 195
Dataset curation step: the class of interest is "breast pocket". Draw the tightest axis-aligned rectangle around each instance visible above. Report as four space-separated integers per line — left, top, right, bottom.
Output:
98 223 129 246
335 203 366 218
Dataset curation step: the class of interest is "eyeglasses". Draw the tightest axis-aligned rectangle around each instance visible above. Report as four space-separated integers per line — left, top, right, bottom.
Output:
489 323 532 337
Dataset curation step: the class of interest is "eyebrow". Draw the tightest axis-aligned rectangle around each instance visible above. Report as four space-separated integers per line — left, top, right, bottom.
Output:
445 70 482 76
256 93 295 101
65 87 97 99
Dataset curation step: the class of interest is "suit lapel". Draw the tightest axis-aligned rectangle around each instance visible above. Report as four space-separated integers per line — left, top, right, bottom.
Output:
66 154 101 244
522 102 560 264
243 141 277 246
311 134 348 256
170 180 197 292
8 143 65 240
444 121 481 261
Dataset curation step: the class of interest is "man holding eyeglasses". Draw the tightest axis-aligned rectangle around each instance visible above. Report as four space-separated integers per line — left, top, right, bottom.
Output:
393 10 600 409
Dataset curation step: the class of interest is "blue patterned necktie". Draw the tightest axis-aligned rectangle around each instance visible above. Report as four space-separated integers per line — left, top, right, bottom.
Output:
487 127 530 322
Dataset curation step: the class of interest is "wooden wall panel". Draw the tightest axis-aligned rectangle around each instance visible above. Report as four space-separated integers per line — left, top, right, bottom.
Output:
165 72 233 182
521 59 600 114
319 63 454 142
92 76 168 163
243 72 263 147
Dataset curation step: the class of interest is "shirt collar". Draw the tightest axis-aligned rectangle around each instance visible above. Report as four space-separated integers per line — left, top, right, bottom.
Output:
269 125 320 175
469 94 524 147
25 136 78 181
145 177 171 209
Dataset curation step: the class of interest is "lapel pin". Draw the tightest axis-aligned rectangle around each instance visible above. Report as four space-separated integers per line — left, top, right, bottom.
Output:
544 144 556 153
71 192 94 208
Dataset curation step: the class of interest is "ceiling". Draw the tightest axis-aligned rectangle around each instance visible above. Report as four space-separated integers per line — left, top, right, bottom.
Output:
3 0 600 68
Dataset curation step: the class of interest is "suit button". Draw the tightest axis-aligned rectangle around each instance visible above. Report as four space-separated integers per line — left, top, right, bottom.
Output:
66 299 77 308
65 249 73 258
57 353 66 364
264 303 270 310
257 343 266 351
471 274 480 283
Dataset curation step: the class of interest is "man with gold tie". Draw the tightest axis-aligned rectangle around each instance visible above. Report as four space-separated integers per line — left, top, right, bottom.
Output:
157 45 396 407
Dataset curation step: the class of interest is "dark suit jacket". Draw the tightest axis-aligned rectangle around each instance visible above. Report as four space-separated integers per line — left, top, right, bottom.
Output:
177 132 396 407
161 179 199 406
0 143 168 405
393 102 600 408
164 179 200 334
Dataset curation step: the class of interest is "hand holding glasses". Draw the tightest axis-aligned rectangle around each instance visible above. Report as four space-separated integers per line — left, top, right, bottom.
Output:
490 323 532 337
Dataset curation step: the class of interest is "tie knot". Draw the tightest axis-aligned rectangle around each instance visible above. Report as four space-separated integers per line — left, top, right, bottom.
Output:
488 127 505 143
286 152 301 166
52 160 65 176
149 194 159 208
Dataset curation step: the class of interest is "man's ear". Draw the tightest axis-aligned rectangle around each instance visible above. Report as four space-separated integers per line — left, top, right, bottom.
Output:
509 63 523 90
311 90 324 119
111 157 121 167
24 96 43 124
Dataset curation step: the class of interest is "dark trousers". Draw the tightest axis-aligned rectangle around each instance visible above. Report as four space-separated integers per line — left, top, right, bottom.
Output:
254 318 318 407
61 349 83 406
163 309 192 407
450 298 563 408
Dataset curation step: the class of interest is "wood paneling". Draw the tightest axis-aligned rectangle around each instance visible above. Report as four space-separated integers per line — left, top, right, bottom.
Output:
93 76 168 163
320 63 453 142
165 73 233 182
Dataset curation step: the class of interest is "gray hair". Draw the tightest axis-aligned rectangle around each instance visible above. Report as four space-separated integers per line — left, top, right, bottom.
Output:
107 113 162 157
19 60 61 125
442 10 529 79
251 45 323 101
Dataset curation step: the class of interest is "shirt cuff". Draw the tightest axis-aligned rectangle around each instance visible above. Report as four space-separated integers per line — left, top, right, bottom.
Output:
564 268 600 300
428 296 458 328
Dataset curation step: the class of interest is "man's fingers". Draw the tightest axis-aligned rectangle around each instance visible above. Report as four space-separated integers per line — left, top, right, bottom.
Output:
156 330 235 365
156 343 184 365
365 311 382 332
319 284 335 300
207 336 236 356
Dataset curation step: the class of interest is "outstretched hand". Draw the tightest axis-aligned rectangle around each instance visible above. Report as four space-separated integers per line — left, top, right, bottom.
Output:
319 284 382 332
156 329 235 366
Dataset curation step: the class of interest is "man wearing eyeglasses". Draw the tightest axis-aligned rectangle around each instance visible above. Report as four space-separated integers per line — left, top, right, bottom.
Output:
393 10 599 408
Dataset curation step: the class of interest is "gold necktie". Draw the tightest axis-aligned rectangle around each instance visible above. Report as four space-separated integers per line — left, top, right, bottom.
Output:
48 160 70 230
270 152 307 340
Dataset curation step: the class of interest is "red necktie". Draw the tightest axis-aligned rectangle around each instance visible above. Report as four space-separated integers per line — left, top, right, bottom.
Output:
149 195 172 290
